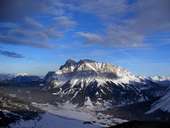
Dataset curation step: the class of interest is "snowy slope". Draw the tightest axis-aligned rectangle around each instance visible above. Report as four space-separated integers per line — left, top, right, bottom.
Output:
147 89 170 113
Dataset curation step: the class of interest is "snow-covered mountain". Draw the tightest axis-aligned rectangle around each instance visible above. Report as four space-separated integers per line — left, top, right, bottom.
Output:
15 72 29 77
45 59 141 85
149 76 170 86
44 59 165 107
10 74 42 86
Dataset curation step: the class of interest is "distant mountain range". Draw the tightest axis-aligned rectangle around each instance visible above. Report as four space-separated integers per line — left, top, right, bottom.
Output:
0 73 14 81
0 73 43 86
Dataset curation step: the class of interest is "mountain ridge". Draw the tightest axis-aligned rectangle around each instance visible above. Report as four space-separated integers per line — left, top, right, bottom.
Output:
44 59 168 107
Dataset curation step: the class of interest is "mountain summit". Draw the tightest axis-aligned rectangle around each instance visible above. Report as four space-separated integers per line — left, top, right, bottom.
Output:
45 59 139 86
44 59 165 107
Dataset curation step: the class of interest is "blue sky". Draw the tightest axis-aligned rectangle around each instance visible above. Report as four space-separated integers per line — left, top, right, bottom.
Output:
0 0 170 76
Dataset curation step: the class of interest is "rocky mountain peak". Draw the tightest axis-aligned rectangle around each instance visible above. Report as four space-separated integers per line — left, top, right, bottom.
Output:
59 59 77 70
43 59 169 107
78 59 96 64
45 59 140 89
59 59 97 70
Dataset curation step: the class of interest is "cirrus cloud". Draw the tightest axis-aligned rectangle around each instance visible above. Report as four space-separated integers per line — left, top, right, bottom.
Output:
0 49 24 58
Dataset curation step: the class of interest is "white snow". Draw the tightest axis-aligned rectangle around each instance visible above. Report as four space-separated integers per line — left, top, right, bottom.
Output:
31 102 127 127
84 62 98 72
52 92 58 95
15 73 29 77
150 76 170 82
84 97 94 109
32 102 95 122
10 113 100 128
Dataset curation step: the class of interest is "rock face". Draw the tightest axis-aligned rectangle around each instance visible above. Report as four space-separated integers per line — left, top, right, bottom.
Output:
44 59 165 107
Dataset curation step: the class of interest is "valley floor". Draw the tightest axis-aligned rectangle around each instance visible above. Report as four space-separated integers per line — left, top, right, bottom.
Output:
10 113 100 128
0 85 170 128
0 86 126 127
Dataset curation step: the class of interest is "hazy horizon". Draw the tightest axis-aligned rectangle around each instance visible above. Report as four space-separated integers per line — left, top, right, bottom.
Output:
1 58 170 77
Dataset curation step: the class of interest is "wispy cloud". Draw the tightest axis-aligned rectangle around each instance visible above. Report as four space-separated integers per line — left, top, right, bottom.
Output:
53 16 77 30
77 26 145 48
0 16 75 48
77 32 103 43
22 17 44 30
0 0 169 49
69 0 128 20
0 35 53 48
74 0 170 48
0 49 24 58
132 0 170 33
0 1 77 49
0 0 60 21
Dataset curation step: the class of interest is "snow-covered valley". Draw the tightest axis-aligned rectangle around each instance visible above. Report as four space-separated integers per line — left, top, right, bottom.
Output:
10 113 100 128
31 102 127 127
0 86 127 127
